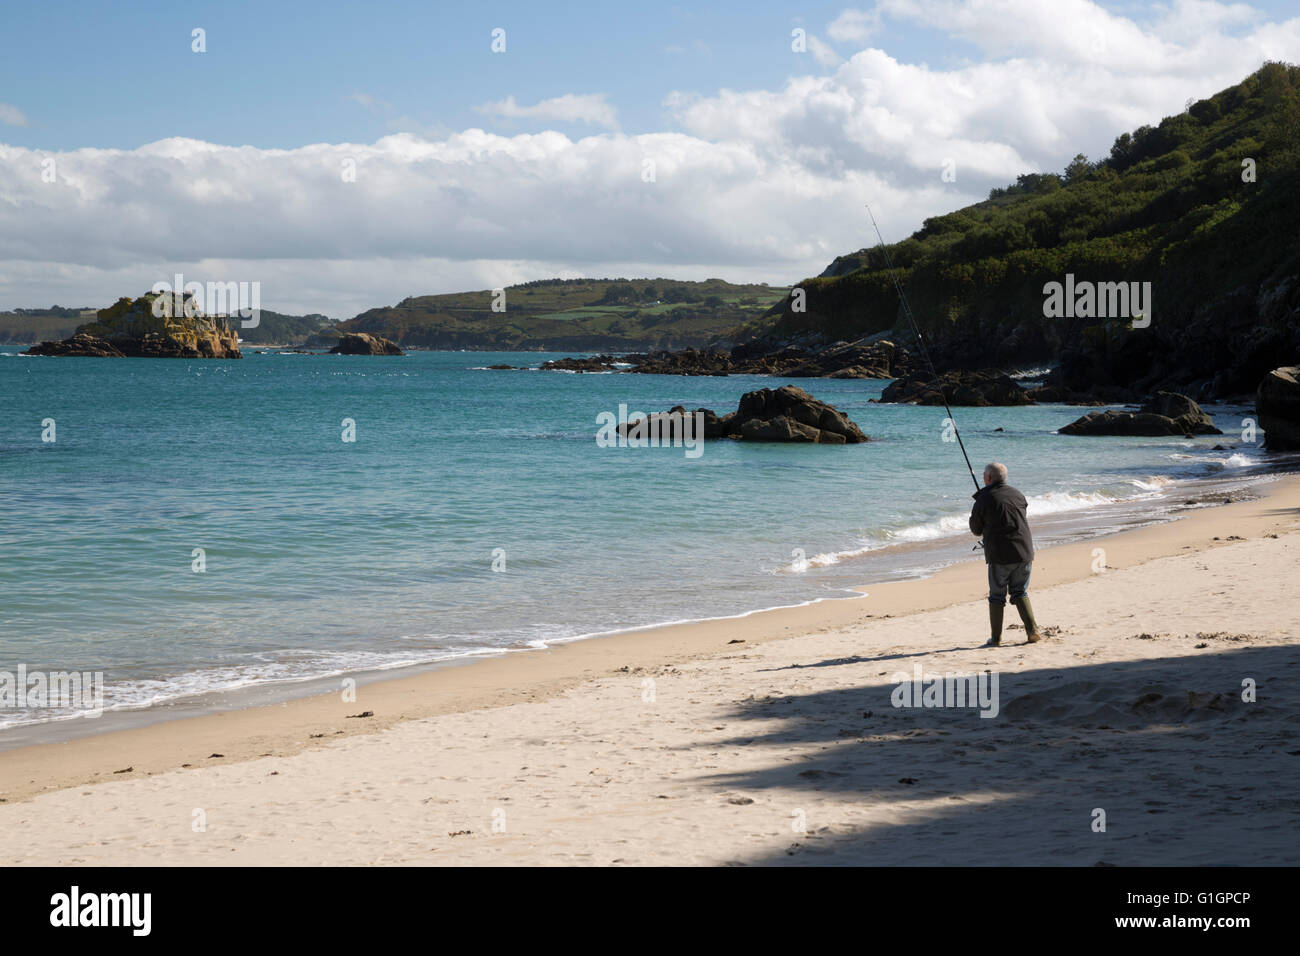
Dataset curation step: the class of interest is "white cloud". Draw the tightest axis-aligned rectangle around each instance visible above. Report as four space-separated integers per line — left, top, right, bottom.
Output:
2 0 1298 315
0 103 29 127
0 130 882 313
477 93 620 129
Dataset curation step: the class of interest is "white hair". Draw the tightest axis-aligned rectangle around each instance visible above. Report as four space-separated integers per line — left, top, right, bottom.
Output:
984 462 1007 483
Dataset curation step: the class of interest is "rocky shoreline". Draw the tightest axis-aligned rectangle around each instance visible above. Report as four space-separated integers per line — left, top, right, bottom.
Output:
519 340 1300 448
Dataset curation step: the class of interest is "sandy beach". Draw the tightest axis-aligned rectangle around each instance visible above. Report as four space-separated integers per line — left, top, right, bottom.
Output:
2 474 1298 866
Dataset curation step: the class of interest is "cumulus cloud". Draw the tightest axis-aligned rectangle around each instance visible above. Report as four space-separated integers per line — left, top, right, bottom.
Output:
477 93 619 129
0 130 884 314
2 0 1298 315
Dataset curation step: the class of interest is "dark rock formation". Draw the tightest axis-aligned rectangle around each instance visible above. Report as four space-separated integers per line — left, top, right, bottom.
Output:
25 332 125 357
1059 393 1221 436
621 348 732 375
539 355 617 372
877 369 1033 406
617 386 867 444
25 293 241 358
1257 366 1300 449
621 338 906 379
329 332 403 355
1139 391 1221 435
1059 410 1189 436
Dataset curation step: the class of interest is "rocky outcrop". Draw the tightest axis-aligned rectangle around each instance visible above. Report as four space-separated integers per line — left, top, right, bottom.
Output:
1139 391 1221 435
328 332 403 355
622 338 906 379
25 293 241 358
1059 392 1221 436
617 386 868 444
24 332 125 357
877 369 1033 406
539 355 617 372
1257 366 1300 449
620 348 733 375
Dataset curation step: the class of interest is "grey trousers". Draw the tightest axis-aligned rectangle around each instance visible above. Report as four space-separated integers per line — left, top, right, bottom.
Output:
988 561 1032 605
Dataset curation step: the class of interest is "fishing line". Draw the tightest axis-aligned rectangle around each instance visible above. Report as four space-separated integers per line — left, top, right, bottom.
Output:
865 204 981 494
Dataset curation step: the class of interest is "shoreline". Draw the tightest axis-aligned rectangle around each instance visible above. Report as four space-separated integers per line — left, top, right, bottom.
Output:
3 471 1298 809
0 458 1278 748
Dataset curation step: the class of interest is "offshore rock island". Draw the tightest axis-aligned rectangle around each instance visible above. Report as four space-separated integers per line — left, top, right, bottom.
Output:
26 292 242 358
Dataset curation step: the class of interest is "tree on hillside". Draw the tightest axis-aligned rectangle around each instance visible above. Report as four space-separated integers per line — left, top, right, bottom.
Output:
1064 153 1093 183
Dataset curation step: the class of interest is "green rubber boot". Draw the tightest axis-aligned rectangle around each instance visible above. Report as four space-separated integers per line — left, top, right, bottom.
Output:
1014 596 1040 643
985 603 1004 647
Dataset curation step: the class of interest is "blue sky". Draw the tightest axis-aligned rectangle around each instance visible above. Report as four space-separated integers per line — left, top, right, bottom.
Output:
11 0 1293 150
2 0 1298 314
6 0 969 149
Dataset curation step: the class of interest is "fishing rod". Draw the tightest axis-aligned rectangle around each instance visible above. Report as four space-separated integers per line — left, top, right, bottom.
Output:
865 203 981 494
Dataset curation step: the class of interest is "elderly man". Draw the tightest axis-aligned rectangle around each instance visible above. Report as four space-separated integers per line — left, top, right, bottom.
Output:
969 462 1040 646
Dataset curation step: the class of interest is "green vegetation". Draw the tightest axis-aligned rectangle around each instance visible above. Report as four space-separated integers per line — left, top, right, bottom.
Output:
0 308 96 344
741 62 1300 387
339 278 788 350
237 310 333 345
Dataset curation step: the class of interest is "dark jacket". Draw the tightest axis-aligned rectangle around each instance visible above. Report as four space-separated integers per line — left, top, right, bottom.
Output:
970 480 1034 565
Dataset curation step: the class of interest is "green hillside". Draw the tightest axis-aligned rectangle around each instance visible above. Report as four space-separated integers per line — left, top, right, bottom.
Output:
237 310 333 345
743 62 1300 397
339 278 789 350
0 307 96 344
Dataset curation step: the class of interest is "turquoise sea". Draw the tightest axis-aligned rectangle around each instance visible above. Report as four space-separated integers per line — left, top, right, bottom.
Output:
0 349 1287 740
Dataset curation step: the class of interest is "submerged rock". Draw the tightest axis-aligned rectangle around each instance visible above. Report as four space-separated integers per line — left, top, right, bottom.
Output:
25 293 241 358
328 332 403 355
1257 366 1300 450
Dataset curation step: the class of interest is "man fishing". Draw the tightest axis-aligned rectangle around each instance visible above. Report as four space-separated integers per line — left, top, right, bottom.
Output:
863 208 1042 647
969 462 1040 646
